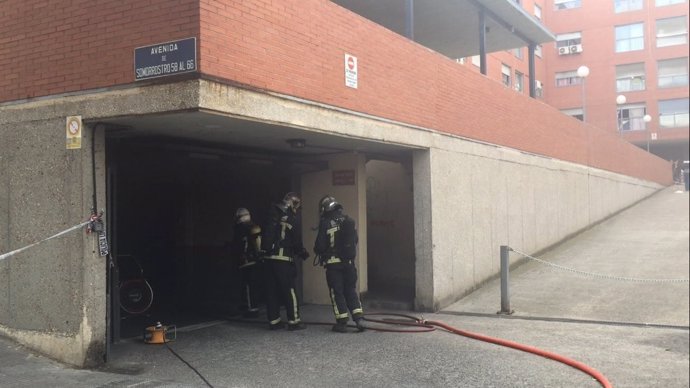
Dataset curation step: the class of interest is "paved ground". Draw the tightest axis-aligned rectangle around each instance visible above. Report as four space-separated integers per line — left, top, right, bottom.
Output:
0 185 688 387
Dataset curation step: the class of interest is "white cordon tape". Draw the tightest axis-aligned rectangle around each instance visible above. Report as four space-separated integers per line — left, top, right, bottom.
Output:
511 248 689 283
0 221 90 262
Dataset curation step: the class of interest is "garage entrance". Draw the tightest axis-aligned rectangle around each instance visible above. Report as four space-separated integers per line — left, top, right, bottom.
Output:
101 110 420 343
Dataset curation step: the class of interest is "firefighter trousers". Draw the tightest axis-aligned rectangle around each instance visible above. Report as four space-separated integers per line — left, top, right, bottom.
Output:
325 261 363 323
263 259 301 325
239 263 262 313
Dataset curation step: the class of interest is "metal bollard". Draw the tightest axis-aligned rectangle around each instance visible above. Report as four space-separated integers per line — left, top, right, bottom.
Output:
498 245 514 315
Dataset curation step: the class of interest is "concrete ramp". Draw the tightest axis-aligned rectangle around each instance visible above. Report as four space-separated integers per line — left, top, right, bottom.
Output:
443 185 690 327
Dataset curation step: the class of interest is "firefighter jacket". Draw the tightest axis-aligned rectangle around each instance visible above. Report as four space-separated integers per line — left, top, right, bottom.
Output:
231 222 262 268
314 209 357 265
261 203 304 262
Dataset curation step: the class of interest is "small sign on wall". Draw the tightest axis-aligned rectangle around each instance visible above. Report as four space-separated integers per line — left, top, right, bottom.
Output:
66 116 82 150
333 170 355 186
134 37 197 81
344 53 358 89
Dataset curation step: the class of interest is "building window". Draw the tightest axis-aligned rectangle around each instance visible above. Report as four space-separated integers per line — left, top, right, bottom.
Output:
556 32 582 48
619 104 648 131
616 63 646 92
615 0 643 13
659 98 690 128
534 4 542 20
515 72 524 92
555 70 582 87
556 32 583 55
535 44 543 57
513 47 523 59
658 57 689 88
471 55 480 67
562 108 584 121
535 80 543 97
656 0 686 6
656 17 688 47
615 23 644 52
554 0 582 10
502 64 512 87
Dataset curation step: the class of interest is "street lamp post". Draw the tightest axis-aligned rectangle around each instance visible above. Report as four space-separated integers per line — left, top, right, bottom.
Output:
616 94 627 134
577 65 590 122
644 114 652 152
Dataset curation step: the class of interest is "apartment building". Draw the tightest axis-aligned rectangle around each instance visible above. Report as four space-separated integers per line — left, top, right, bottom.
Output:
460 0 689 167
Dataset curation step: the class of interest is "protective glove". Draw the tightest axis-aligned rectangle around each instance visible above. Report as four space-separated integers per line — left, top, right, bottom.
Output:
298 248 310 261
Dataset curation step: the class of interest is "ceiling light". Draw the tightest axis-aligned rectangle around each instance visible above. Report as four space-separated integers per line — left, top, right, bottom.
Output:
286 138 306 149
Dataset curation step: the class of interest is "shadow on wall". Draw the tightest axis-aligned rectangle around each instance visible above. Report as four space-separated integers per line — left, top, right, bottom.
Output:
365 159 415 303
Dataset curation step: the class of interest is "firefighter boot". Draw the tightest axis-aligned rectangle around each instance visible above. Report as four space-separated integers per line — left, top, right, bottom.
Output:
287 322 306 331
331 318 348 333
354 317 366 332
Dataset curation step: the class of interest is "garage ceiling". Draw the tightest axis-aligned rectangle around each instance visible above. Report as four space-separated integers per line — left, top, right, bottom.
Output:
98 110 416 159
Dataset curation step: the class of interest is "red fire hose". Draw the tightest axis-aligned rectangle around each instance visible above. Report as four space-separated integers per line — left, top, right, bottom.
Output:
362 314 612 388
233 313 613 387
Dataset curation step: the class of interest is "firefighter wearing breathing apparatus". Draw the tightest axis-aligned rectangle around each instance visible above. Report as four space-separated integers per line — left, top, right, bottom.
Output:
314 195 365 333
231 207 263 318
261 192 309 331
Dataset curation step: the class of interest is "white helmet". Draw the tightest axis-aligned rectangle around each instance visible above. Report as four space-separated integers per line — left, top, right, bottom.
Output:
235 207 251 224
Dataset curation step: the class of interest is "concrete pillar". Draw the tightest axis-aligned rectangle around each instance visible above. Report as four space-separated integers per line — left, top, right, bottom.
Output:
413 149 434 311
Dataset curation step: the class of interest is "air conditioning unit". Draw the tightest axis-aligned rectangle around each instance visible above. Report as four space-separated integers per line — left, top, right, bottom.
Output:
570 44 583 53
558 46 571 55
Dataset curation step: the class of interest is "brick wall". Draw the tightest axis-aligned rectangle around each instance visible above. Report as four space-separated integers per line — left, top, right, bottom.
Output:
199 0 670 184
0 0 199 100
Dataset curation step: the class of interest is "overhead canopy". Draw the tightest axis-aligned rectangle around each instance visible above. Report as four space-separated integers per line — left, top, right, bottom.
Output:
331 0 555 59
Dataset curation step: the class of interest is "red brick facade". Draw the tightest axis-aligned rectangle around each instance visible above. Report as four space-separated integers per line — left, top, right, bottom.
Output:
0 0 199 99
543 1 689 146
0 0 671 184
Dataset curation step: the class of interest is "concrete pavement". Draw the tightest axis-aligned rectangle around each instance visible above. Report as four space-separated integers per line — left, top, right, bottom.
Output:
0 185 688 387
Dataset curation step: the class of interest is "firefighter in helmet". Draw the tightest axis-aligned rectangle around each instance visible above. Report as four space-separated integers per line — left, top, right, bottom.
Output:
314 195 365 333
260 192 309 330
231 207 263 318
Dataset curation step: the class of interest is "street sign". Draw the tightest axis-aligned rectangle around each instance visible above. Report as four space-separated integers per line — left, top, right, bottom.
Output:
134 37 197 81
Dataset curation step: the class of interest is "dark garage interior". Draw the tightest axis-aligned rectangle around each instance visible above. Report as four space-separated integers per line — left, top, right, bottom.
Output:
106 135 314 340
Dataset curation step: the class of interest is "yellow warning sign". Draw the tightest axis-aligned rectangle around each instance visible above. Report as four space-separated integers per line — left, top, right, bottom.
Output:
66 116 82 149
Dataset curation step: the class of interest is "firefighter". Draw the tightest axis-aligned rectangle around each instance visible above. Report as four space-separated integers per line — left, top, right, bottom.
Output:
261 192 309 331
231 207 263 318
314 195 365 333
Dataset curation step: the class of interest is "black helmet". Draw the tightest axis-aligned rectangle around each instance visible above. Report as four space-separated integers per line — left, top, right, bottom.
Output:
319 195 342 216
282 192 302 213
235 207 251 224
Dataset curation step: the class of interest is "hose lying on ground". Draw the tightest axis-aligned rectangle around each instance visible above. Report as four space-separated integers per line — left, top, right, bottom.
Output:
360 313 612 388
228 312 613 388
427 320 612 387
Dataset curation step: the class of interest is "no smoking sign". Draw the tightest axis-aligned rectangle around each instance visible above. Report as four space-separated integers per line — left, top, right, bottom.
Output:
66 115 82 150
